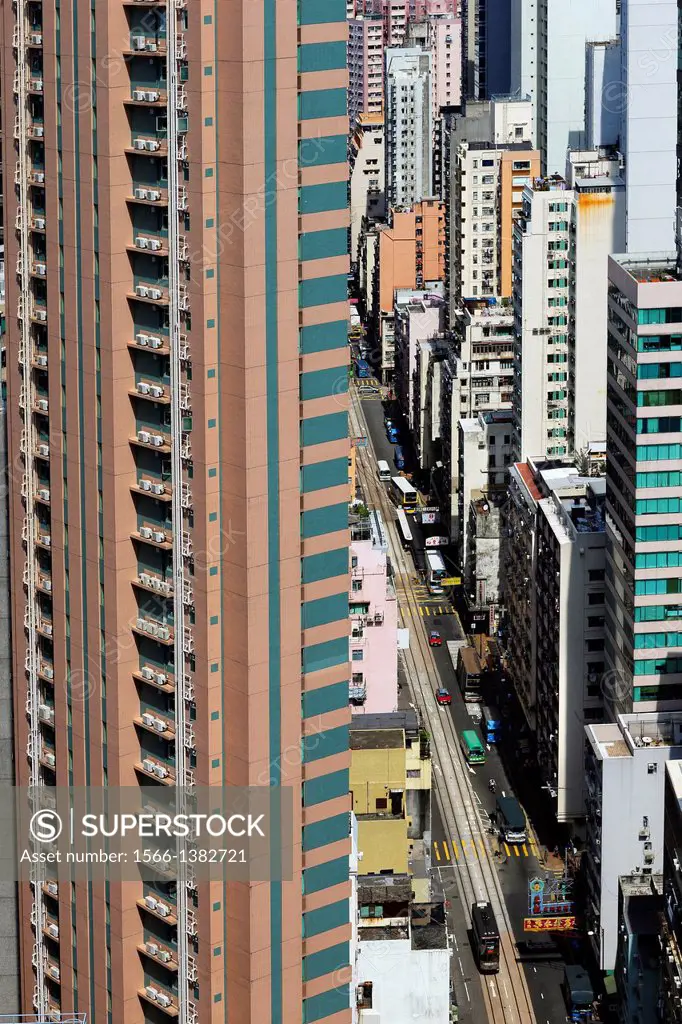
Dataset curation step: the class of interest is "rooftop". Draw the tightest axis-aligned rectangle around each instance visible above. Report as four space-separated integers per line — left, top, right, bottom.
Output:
350 709 419 735
611 252 680 283
530 174 569 192
588 712 682 759
350 727 405 750
358 874 413 904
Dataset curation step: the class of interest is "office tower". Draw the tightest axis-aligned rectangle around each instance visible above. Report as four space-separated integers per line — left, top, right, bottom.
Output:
620 0 678 252
3 2 350 1023
604 252 682 718
385 48 434 208
510 0 617 174
348 15 385 126
463 0 512 99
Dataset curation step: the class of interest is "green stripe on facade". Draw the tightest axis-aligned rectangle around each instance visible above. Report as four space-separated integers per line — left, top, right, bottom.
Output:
301 503 348 538
300 274 348 307
301 366 348 400
302 682 349 718
299 182 348 215
301 458 349 493
302 638 349 675
303 768 350 806
300 320 348 353
302 593 348 629
303 724 350 762
303 899 349 938
303 813 349 851
264 1 283 1020
302 941 349 980
298 41 347 73
300 228 348 262
302 548 348 583
301 412 348 447
303 987 350 1023
298 0 346 24
299 88 347 120
299 134 348 166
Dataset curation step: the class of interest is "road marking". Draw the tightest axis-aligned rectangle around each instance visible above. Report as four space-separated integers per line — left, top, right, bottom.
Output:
419 606 425 617
452 840 459 861
478 837 486 854
442 840 451 861
458 957 464 973
503 980 510 1000
513 844 520 857
522 844 528 857
463 982 470 1002
434 841 441 863
490 981 497 999
504 843 511 857
540 993 544 1000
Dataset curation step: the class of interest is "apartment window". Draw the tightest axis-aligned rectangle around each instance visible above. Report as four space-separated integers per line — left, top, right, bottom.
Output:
352 649 364 661
352 580 362 593
352 672 364 685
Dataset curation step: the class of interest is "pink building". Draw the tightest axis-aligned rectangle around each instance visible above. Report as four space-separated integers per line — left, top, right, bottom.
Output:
429 14 462 114
349 15 385 125
348 0 457 44
350 513 399 714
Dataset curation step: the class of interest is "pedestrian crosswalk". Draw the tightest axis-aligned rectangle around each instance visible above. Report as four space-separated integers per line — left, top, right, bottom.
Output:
432 837 539 863
417 604 457 617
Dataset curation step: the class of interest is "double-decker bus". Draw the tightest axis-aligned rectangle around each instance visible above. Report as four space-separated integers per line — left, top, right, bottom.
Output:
395 507 413 550
471 901 500 974
425 549 447 595
461 730 486 765
457 646 483 703
391 476 417 510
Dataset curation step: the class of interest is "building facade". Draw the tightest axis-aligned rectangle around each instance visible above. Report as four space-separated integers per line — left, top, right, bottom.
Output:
385 48 433 208
2 1 351 1022
348 15 385 127
349 114 386 268
605 254 682 716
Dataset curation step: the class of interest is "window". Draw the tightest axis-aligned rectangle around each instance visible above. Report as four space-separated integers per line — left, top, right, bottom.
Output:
352 672 364 684
589 569 605 582
352 649 364 661
375 798 387 810
352 580 362 593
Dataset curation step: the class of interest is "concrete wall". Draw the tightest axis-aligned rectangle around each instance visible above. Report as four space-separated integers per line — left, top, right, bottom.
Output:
355 940 450 1022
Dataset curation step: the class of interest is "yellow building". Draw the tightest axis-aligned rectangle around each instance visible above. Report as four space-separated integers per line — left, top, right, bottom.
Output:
350 713 432 878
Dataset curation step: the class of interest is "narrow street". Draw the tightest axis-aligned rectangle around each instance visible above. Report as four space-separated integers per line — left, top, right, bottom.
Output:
350 385 569 1024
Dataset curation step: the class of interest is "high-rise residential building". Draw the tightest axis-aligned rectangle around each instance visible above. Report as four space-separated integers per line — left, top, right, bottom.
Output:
393 295 444 430
349 114 386 267
348 15 385 126
585 40 621 150
510 0 617 174
604 252 682 718
660 760 682 1024
385 48 434 208
512 167 625 461
3 2 351 1023
620 0 678 253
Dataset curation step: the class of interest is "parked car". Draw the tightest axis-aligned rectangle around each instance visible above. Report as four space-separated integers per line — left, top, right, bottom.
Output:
429 630 442 647
436 687 451 706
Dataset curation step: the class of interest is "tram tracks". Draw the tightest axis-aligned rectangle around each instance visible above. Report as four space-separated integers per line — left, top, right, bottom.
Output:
349 392 536 1024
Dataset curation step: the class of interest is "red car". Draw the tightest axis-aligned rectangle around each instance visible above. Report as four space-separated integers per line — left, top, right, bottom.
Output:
429 630 442 647
436 687 451 706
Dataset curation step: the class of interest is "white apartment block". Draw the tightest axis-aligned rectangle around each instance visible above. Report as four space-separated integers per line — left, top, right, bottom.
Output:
513 165 624 461
621 0 678 253
348 16 385 127
350 115 386 266
510 0 618 174
385 48 434 207
394 296 444 433
512 180 573 460
585 40 621 150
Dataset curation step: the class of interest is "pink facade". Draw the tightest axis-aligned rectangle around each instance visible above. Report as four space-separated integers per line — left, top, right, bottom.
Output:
350 517 399 715
430 15 462 115
349 16 385 124
347 0 457 45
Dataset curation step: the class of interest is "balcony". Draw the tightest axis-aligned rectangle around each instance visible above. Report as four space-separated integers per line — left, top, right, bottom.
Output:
37 618 53 639
129 380 170 404
125 88 167 107
135 712 175 741
128 185 168 207
129 331 169 355
126 135 168 157
132 617 174 645
128 233 168 258
134 759 175 785
125 35 167 55
42 880 59 900
39 746 56 771
137 941 178 971
42 917 59 942
28 77 44 94
30 302 48 323
131 478 171 502
138 988 178 1018
134 572 173 597
129 430 171 454
136 894 177 925
132 525 172 551
39 661 54 683
133 666 175 694
128 282 170 307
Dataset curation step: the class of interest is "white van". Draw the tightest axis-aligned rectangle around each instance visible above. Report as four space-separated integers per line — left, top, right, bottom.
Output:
377 460 391 482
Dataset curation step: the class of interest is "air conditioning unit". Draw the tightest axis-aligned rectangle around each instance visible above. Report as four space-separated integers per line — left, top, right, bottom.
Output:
145 942 159 956
31 33 43 44
135 284 149 297
139 573 150 586
137 430 151 443
148 189 161 201
34 216 45 228
146 140 160 152
39 704 51 719
39 444 49 457
149 239 162 251
151 434 164 447
134 187 148 200
153 530 165 543
144 894 158 909
42 624 53 637
47 923 58 937
149 287 162 299
152 483 165 495
133 138 147 151
131 37 146 50
46 882 58 895
147 91 160 102
157 994 171 1008
147 623 159 636
145 986 159 1001
37 399 48 411
136 332 149 346
137 382 151 395
35 309 47 320
156 903 169 917
154 764 168 779
149 336 162 349
142 758 155 773
36 353 48 366
157 626 170 641
139 527 153 539
150 385 163 398
136 236 149 249
133 90 147 101
35 264 46 276
141 666 154 680
34 171 45 182
43 579 52 592
139 478 152 491
157 950 171 963
43 666 54 679
39 488 50 501
136 618 146 630
40 534 51 546
155 673 166 686
146 42 158 53
32 79 43 91
154 718 166 733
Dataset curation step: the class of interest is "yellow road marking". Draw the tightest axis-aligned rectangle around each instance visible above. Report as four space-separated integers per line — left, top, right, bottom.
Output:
513 844 520 857
504 843 511 857
419 606 425 617
442 840 451 861
522 844 528 858
530 839 539 858
452 840 459 861
479 837 487 855
433 842 441 863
